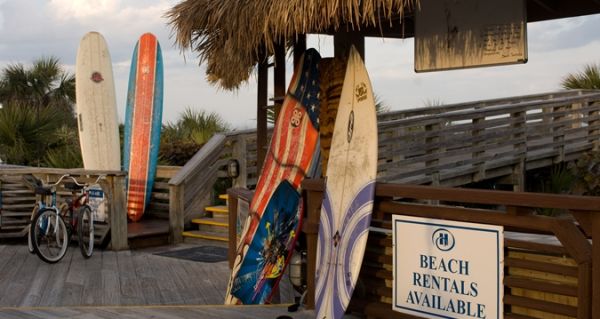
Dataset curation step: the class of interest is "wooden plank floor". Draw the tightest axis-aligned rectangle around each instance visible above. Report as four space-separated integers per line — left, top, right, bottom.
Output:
0 305 316 318
0 240 323 318
0 243 231 306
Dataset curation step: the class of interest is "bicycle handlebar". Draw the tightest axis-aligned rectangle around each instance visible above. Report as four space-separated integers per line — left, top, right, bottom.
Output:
50 174 106 189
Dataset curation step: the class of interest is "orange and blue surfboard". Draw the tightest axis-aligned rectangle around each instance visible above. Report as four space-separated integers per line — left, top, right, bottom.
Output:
123 33 163 222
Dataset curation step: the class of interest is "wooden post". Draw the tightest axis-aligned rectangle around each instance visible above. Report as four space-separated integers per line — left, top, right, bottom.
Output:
256 60 269 174
571 102 583 129
274 42 286 119
108 175 128 250
334 31 365 60
302 179 325 309
425 121 442 188
169 184 184 244
553 104 566 162
472 116 485 181
579 261 592 318
294 34 307 68
511 111 526 192
592 211 600 317
589 102 600 150
227 188 239 269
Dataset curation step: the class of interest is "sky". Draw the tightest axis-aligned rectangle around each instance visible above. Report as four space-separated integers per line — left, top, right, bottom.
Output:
1 0 599 130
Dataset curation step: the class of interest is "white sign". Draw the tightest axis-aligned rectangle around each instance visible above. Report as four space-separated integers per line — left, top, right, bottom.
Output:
415 0 527 72
393 215 503 319
88 186 106 222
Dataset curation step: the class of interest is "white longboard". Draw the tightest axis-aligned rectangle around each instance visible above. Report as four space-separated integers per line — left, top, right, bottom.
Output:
75 31 120 170
315 47 378 319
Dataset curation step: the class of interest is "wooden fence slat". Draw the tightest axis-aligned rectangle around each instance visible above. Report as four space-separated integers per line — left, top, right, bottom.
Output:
504 294 578 317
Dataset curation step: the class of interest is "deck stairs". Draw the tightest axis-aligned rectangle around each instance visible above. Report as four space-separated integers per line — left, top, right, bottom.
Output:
182 194 229 242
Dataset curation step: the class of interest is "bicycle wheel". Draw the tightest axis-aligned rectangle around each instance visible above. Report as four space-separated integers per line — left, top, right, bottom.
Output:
77 205 94 258
31 208 69 264
28 204 40 254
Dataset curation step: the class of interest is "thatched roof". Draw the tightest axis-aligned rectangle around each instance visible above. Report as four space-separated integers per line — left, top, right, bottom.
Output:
166 0 417 90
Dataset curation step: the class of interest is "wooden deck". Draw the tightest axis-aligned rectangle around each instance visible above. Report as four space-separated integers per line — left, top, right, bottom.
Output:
0 240 326 318
0 305 316 318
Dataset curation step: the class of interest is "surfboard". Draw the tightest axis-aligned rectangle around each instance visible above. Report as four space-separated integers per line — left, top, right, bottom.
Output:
315 47 378 319
75 31 120 170
225 48 321 305
123 33 164 222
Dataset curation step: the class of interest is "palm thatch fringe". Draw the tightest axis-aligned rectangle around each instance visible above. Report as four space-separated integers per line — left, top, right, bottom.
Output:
166 0 417 90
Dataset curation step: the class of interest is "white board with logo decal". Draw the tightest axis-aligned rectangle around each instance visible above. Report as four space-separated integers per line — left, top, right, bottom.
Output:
76 31 121 170
392 215 503 319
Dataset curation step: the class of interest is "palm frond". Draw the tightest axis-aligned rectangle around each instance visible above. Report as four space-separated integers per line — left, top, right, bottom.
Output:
561 63 600 90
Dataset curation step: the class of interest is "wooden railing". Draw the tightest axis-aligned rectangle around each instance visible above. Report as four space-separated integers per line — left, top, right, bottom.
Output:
300 179 600 318
376 90 600 188
195 90 600 193
0 168 127 250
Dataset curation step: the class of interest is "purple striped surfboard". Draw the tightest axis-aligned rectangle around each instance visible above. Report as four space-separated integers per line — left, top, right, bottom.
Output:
315 47 378 319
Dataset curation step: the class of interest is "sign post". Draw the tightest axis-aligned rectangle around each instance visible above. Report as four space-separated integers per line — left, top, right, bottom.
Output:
393 215 504 318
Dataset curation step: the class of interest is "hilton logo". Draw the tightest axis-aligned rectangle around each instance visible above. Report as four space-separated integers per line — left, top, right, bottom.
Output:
432 228 455 252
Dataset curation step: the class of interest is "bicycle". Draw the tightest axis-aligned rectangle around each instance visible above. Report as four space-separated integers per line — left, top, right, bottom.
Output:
26 174 69 258
29 174 104 263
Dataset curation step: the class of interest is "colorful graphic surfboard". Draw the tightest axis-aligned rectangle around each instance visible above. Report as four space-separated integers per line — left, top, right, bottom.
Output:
225 48 321 304
315 47 378 319
123 33 163 222
75 31 120 170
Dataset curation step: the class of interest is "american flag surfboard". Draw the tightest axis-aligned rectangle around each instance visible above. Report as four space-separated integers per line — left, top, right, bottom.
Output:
123 33 163 222
225 48 321 304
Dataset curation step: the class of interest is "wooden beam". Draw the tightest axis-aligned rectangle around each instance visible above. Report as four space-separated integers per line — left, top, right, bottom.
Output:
108 175 128 250
593 211 600 317
293 34 307 69
526 0 600 22
334 31 365 60
256 60 268 174
273 43 286 119
169 183 184 244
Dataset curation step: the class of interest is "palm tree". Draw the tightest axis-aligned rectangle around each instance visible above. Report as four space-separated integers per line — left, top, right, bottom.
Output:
0 101 65 166
375 93 391 113
561 63 600 89
44 125 83 168
160 107 231 165
0 57 78 167
0 57 75 111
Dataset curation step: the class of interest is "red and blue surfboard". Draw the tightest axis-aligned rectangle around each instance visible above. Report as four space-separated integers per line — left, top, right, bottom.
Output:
225 48 321 304
123 33 163 222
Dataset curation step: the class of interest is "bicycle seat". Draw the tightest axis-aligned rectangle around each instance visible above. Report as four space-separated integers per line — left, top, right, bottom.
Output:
64 182 84 191
34 186 53 195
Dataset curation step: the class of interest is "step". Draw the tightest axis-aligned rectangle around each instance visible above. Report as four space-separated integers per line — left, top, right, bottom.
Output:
182 230 229 242
192 218 228 227
192 218 228 233
205 205 228 214
219 194 228 201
